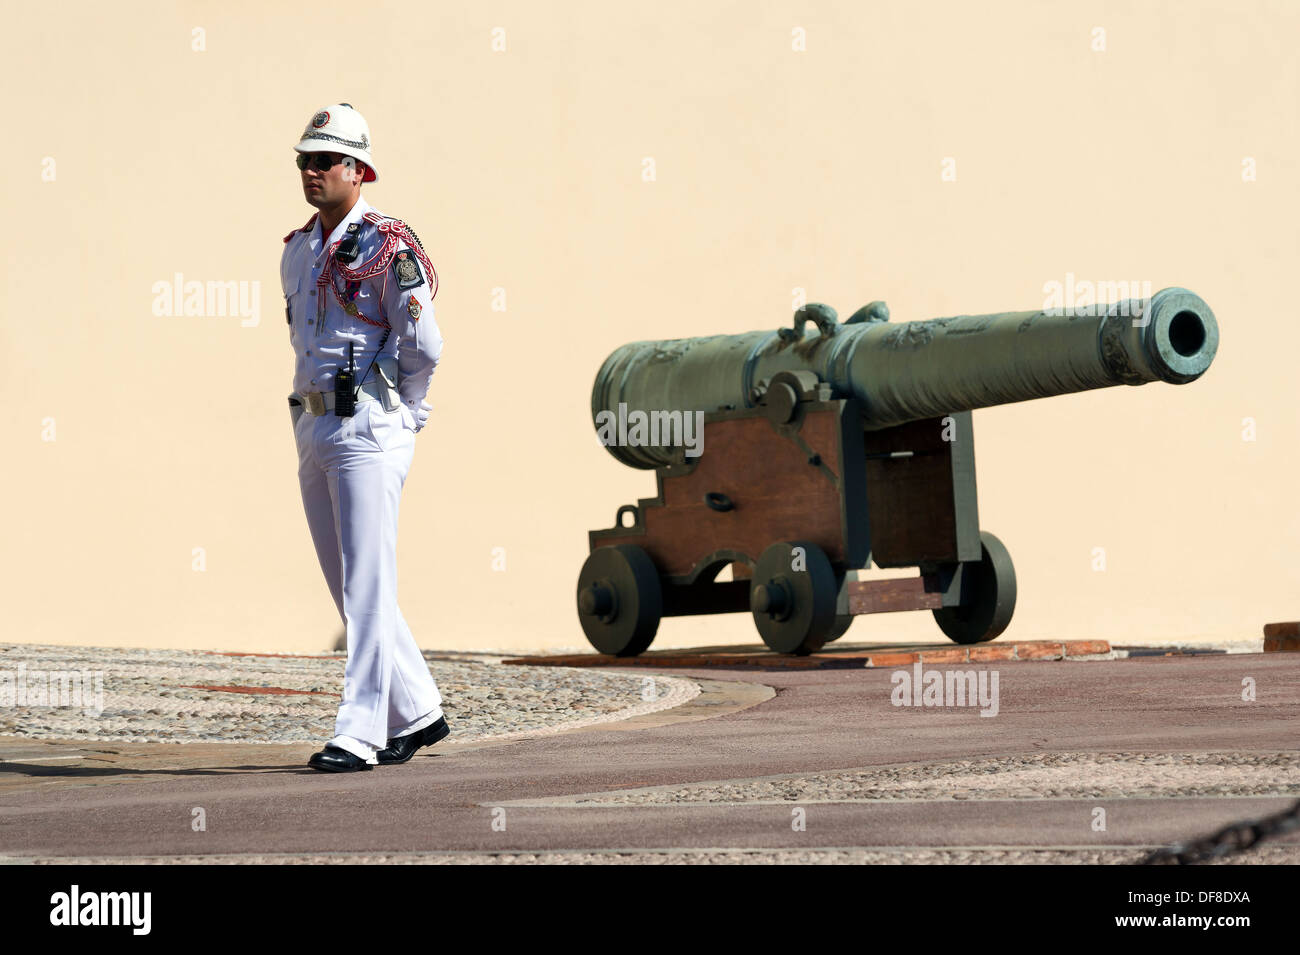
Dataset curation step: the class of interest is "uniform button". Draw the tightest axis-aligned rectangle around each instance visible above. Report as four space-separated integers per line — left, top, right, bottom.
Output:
307 319 314 325
305 350 311 356
309 290 316 296
311 378 317 385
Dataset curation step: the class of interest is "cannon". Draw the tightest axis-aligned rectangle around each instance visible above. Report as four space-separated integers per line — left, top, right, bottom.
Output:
577 288 1219 655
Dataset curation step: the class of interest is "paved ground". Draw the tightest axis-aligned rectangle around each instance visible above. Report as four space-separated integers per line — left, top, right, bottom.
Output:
0 643 699 744
0 650 1296 864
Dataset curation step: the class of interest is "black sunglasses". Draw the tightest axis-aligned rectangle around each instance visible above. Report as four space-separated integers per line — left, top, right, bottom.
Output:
296 153 348 172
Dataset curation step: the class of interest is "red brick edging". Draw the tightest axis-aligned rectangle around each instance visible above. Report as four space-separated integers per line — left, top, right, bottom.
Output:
1264 622 1299 653
175 684 332 696
503 639 1112 670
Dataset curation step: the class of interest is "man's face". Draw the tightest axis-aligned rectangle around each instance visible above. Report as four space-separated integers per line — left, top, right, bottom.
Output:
298 151 365 207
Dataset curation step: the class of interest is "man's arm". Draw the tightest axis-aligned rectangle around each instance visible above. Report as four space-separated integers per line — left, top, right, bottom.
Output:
282 240 303 425
380 239 442 432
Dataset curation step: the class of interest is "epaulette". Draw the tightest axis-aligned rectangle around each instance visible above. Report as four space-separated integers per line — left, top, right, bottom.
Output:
341 211 437 300
364 212 426 253
283 213 318 244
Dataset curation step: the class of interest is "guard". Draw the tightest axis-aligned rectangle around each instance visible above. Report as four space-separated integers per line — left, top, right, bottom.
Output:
282 103 450 771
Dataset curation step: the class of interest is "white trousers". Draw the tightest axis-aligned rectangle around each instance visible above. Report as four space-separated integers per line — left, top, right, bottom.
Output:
294 399 442 762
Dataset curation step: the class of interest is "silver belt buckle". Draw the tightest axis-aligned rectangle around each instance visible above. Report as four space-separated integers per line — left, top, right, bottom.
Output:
304 392 326 416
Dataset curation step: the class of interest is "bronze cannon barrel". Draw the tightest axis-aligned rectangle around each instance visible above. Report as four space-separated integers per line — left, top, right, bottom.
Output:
591 287 1218 469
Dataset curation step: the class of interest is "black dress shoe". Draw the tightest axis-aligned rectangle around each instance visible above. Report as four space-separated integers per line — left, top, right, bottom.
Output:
308 744 374 772
377 716 451 765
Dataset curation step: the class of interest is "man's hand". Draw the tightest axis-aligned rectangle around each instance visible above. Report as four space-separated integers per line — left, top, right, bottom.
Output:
413 398 433 433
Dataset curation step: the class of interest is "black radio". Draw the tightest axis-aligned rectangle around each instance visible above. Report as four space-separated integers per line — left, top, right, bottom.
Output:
334 341 357 417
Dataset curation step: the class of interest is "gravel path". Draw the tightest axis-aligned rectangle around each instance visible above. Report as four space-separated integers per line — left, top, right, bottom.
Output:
11 846 1299 865
0 644 698 745
540 752 1300 805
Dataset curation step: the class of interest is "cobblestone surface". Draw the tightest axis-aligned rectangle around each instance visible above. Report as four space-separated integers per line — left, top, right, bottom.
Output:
548 752 1300 805
13 846 1299 865
0 644 697 745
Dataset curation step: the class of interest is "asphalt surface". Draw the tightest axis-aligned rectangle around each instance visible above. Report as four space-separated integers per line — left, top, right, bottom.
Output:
1 654 1296 863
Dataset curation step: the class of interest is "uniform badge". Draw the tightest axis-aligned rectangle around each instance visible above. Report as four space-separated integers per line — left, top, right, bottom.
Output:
313 111 330 128
408 297 422 320
393 250 424 290
345 302 360 317
346 223 359 233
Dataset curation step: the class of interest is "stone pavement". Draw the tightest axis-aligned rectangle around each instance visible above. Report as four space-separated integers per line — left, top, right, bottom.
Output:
0 643 1296 864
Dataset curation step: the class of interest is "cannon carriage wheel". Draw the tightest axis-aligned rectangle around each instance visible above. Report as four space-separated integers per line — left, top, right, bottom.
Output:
932 530 1016 644
822 609 855 643
576 545 663 656
749 541 840 655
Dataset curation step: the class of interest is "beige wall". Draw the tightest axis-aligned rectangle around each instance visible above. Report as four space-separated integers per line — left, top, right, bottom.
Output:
5 1 1296 653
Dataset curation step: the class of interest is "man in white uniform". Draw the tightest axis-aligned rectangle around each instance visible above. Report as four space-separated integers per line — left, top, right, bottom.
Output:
282 103 450 772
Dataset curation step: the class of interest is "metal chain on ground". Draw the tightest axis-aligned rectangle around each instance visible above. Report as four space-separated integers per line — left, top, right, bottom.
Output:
1142 797 1300 864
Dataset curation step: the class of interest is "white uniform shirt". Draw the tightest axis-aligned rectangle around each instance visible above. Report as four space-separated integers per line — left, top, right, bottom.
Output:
281 195 442 431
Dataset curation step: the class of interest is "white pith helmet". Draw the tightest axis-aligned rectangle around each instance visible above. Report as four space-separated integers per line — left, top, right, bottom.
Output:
294 103 378 182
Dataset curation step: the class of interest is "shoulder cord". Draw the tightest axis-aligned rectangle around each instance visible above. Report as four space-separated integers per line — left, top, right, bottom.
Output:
318 216 437 397
317 216 439 311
